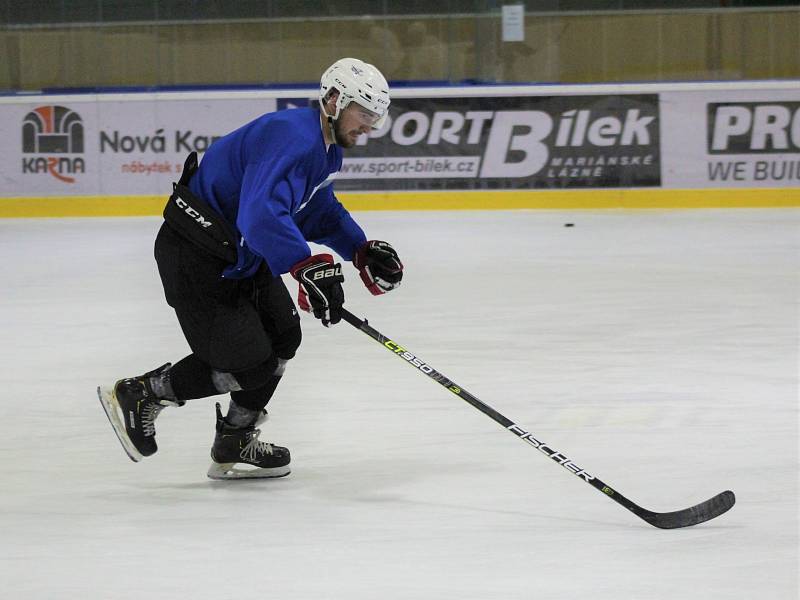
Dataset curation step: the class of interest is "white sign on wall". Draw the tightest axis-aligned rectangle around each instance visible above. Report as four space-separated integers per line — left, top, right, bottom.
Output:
502 5 525 43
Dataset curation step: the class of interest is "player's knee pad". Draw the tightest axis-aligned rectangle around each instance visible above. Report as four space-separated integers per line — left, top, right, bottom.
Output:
273 323 302 360
212 355 278 393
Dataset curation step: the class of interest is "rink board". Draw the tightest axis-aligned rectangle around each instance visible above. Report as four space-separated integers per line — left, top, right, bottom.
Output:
1 80 798 216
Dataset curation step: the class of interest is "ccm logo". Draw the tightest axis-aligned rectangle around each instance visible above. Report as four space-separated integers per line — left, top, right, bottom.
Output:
313 266 341 280
175 197 213 228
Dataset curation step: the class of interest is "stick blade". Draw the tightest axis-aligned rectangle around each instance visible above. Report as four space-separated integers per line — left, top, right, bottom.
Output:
640 490 736 529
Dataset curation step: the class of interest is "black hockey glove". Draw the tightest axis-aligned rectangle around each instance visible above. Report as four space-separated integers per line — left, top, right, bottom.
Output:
353 240 403 296
290 254 345 327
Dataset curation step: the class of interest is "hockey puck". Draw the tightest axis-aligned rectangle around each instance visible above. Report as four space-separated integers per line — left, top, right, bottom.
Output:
564 223 574 227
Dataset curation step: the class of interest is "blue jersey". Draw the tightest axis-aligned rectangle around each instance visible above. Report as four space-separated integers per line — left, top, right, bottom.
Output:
189 107 366 278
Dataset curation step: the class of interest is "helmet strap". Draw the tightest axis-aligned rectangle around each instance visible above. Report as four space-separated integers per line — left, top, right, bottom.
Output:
326 114 338 145
320 90 343 145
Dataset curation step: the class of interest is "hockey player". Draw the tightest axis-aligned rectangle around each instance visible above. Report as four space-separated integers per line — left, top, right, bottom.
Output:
98 58 403 480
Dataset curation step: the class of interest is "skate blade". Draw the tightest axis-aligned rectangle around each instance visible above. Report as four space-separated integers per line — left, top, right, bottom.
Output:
207 461 291 480
97 386 143 463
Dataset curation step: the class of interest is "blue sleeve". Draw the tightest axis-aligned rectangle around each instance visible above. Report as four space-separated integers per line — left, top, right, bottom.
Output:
296 185 366 261
237 151 311 275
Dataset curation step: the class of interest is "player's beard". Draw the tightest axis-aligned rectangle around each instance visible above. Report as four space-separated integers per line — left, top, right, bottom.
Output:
334 118 358 148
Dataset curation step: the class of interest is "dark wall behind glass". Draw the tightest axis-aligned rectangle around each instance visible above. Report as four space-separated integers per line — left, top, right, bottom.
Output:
3 2 800 24
1 1 798 90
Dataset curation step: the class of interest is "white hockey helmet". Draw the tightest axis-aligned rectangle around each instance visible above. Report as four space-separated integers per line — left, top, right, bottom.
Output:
319 58 390 129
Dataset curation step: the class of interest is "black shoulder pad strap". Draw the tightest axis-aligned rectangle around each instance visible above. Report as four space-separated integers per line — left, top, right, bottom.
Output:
178 151 199 187
164 183 238 264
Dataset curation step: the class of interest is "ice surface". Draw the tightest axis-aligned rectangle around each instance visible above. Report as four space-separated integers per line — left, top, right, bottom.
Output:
1 209 797 599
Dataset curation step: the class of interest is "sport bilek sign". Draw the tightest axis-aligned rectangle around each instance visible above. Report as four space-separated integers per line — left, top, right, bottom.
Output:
336 95 661 191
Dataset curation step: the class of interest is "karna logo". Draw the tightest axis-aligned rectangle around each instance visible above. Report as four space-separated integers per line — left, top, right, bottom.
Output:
22 105 85 183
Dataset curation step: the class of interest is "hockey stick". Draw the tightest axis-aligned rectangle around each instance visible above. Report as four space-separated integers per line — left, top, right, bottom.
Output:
341 308 735 529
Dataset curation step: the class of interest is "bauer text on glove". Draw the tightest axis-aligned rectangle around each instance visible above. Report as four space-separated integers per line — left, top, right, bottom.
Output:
290 254 345 327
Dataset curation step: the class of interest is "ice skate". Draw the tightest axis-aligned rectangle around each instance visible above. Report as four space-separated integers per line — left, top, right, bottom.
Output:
97 363 182 462
207 403 291 480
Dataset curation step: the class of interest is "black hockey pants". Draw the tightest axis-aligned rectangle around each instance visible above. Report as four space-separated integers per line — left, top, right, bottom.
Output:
154 222 301 405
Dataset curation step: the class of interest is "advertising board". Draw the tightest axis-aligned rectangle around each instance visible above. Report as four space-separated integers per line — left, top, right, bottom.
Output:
0 81 797 215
